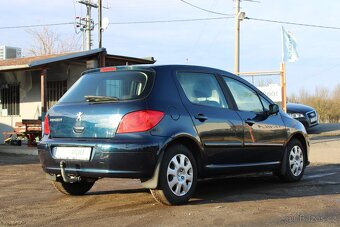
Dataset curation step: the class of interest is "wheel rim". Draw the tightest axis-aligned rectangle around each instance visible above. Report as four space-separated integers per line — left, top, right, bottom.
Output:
167 154 193 196
289 145 304 177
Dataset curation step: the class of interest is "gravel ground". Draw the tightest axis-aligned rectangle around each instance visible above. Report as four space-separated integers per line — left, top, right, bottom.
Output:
0 153 339 226
0 124 339 226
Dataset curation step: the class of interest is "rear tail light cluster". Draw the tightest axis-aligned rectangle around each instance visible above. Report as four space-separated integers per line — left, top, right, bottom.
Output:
44 115 50 135
117 110 164 134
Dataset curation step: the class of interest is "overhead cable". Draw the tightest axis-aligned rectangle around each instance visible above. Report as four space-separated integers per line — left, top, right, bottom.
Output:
178 0 233 16
0 22 74 30
109 17 234 25
0 17 233 30
246 17 340 30
2 16 340 30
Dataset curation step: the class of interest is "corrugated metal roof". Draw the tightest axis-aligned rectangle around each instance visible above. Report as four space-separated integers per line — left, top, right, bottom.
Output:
0 48 155 72
0 53 68 68
30 48 105 67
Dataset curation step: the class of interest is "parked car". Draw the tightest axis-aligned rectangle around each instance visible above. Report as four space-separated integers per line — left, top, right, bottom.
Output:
287 103 318 129
38 65 309 205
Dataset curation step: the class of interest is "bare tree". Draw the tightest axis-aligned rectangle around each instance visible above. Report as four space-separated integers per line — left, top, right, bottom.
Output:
26 27 81 56
331 84 340 122
289 85 340 123
332 84 340 98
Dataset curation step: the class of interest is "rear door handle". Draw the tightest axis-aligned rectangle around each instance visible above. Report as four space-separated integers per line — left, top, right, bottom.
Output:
194 114 208 122
245 119 255 126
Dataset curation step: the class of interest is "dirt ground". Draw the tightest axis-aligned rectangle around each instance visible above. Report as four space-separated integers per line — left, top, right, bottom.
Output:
0 137 339 226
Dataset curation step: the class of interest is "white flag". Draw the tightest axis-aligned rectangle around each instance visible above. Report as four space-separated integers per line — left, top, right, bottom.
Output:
282 26 299 62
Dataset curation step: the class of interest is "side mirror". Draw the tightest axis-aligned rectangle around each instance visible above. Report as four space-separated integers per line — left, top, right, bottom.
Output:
268 104 279 115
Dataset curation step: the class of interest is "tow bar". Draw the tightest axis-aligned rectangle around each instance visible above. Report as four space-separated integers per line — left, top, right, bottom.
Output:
59 161 81 183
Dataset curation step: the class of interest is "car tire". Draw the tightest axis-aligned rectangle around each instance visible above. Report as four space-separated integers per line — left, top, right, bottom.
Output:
150 144 197 205
279 139 306 182
52 179 95 195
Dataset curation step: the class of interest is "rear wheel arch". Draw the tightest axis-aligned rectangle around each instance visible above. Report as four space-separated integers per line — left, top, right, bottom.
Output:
150 142 198 205
141 135 204 189
164 136 204 176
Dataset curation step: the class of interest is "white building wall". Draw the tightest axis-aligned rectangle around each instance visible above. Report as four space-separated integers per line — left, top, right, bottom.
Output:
0 71 41 143
0 63 86 143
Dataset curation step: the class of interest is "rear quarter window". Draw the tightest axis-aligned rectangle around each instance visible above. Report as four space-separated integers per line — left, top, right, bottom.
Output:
59 71 153 103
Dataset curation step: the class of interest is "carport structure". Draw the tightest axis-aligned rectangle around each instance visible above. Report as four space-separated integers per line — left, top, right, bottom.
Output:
0 48 155 142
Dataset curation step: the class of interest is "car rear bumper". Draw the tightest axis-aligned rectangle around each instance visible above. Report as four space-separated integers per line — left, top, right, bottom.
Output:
38 135 166 179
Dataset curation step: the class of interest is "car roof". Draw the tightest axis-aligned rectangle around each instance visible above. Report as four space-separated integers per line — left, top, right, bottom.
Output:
84 64 236 79
82 64 273 103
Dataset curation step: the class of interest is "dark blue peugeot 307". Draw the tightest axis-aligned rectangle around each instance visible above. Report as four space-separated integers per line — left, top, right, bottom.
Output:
38 65 309 205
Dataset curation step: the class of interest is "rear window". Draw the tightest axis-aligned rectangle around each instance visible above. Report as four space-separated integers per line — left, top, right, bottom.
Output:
59 70 153 103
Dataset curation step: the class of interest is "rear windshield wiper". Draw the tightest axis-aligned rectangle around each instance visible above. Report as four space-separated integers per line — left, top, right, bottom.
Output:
84 95 119 102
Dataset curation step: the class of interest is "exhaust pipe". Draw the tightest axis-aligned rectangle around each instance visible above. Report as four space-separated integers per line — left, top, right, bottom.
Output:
59 161 81 183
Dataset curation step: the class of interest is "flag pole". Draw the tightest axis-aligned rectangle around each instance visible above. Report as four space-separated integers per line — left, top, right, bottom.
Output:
281 26 285 63
281 26 287 112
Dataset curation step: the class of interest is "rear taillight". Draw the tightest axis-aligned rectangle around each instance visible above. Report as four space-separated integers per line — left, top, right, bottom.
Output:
44 115 50 135
117 110 164 134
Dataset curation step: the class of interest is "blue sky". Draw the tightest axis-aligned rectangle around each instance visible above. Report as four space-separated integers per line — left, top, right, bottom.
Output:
2 0 340 96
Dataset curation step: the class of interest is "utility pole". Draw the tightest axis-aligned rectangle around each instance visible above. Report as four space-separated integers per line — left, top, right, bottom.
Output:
85 2 92 50
234 0 241 74
77 0 98 50
234 0 246 75
98 0 103 48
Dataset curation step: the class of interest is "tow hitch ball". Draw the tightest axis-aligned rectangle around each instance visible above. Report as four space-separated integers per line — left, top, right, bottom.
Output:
59 161 81 183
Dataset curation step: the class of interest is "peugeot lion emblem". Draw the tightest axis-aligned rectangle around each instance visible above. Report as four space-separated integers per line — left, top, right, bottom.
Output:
76 112 83 122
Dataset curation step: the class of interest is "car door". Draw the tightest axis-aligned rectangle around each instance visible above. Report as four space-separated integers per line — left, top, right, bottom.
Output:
176 71 244 166
222 76 287 164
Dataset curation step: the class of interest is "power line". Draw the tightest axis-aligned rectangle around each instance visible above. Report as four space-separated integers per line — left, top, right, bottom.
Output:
177 0 340 30
3 16 340 30
109 17 234 25
189 0 220 54
178 0 233 16
0 17 233 30
246 17 340 30
0 22 74 30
